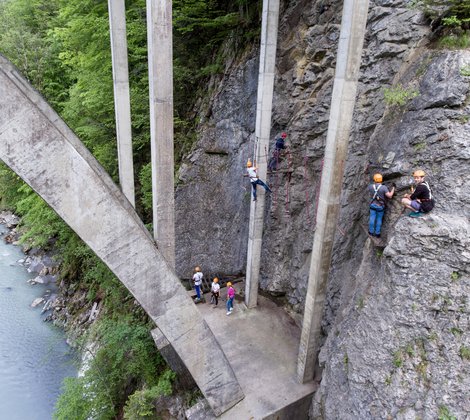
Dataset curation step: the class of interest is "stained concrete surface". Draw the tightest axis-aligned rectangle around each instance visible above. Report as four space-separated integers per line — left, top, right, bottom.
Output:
197 284 316 419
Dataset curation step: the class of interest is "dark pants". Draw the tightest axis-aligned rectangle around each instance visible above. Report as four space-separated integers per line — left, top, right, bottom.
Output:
251 180 271 200
268 150 282 171
211 291 219 305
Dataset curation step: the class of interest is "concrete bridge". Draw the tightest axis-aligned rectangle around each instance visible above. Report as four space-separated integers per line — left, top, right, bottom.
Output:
0 54 243 415
0 0 370 416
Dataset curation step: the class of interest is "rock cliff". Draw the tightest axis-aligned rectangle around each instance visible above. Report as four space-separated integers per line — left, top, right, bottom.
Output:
175 0 470 417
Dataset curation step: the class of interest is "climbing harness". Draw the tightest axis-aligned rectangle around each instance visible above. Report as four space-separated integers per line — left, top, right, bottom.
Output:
370 184 384 205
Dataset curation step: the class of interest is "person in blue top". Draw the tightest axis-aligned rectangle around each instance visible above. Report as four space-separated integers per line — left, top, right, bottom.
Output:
268 132 287 172
368 173 395 238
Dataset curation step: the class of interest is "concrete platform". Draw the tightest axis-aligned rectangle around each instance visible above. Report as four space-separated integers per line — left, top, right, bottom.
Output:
195 285 316 419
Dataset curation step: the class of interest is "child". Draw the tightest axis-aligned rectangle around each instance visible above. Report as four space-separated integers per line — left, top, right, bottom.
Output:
210 277 220 306
193 266 203 302
226 282 235 315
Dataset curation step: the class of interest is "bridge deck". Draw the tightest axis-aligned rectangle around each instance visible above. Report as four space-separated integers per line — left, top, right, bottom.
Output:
195 284 316 419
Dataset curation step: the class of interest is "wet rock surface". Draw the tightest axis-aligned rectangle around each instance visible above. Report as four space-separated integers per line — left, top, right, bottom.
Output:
174 0 470 417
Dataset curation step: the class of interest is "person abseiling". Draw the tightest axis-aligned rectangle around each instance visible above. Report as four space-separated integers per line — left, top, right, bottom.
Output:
246 159 272 201
368 173 395 238
268 132 287 172
401 169 435 217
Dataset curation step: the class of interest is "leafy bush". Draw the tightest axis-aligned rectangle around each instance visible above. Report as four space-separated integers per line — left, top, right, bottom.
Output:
123 369 176 420
54 318 168 420
383 85 419 107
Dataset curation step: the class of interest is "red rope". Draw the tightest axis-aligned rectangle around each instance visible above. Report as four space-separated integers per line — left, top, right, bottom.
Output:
285 149 292 217
303 156 311 226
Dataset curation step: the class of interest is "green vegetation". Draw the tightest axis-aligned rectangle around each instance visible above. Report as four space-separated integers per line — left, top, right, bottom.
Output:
55 318 173 420
451 271 461 281
461 65 470 76
450 327 463 336
460 345 470 360
438 405 457 420
383 85 419 107
414 142 427 151
409 0 470 49
393 350 403 368
0 0 262 415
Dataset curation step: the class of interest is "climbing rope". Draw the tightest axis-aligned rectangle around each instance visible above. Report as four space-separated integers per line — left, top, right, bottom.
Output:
284 149 292 217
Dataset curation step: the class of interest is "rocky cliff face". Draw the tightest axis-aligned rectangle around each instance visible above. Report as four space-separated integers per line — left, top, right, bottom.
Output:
175 0 470 417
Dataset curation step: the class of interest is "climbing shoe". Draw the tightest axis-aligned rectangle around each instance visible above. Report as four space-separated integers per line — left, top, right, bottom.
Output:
408 211 422 218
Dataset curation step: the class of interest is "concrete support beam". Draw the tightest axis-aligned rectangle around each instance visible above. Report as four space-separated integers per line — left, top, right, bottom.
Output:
245 0 280 309
147 0 175 267
297 0 370 383
0 54 244 415
151 328 196 389
108 0 135 207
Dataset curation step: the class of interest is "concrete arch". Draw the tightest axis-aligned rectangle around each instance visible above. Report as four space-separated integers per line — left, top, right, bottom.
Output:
0 54 243 415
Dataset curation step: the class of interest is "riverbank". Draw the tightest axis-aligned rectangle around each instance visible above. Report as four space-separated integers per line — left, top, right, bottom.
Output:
0 211 77 419
0 211 64 324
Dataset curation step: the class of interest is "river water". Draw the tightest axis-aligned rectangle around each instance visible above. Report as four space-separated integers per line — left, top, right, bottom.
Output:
0 224 77 419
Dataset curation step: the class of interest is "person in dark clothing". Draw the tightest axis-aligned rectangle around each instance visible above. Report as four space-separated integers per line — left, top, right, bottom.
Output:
268 132 287 171
401 169 435 217
368 173 395 237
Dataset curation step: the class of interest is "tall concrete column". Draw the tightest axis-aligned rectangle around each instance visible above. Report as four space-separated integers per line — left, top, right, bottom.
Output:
245 0 280 309
108 0 135 207
147 0 175 267
297 0 370 383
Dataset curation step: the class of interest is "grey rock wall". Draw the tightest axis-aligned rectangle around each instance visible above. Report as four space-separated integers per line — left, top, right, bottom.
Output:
175 0 470 417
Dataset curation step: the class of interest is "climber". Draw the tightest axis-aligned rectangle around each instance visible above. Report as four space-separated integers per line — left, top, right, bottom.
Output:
401 169 435 217
246 159 272 201
268 132 288 172
368 173 395 238
192 266 203 302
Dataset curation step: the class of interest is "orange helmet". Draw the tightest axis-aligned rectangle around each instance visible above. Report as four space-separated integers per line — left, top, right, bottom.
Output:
227 282 232 287
213 277 219 283
246 159 253 168
373 173 383 183
413 169 426 177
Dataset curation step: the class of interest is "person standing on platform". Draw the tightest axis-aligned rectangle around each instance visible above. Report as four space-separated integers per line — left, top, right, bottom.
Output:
210 277 220 306
226 282 235 315
193 266 203 302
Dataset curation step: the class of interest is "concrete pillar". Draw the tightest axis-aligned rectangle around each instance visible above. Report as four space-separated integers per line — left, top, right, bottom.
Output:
245 0 280 309
297 0 370 383
108 0 135 207
147 0 175 267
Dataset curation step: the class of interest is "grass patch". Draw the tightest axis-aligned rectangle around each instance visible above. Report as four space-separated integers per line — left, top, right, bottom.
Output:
383 84 419 107
460 345 470 360
393 350 403 368
438 32 470 49
460 65 470 76
451 271 460 281
438 405 457 420
450 327 462 336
